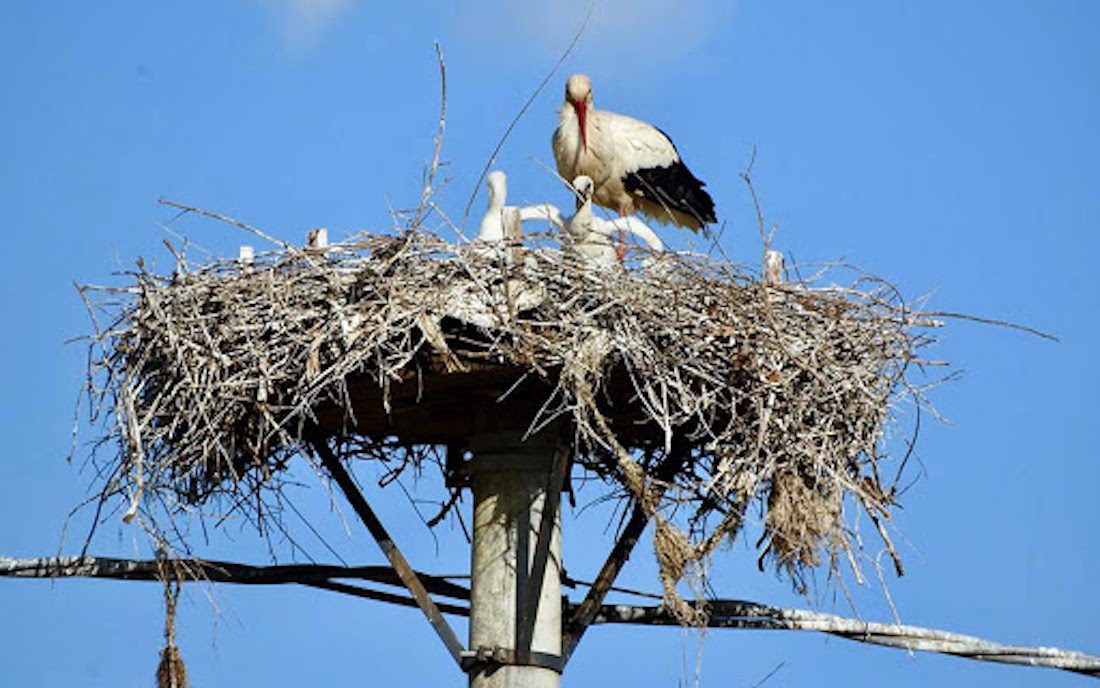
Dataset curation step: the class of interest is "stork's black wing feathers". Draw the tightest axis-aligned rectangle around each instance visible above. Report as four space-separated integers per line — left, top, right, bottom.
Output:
623 127 716 226
624 161 717 225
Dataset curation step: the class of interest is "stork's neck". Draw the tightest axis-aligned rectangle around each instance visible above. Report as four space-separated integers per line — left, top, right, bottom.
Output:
486 188 505 212
567 201 594 240
558 103 588 141
477 185 509 242
558 102 576 126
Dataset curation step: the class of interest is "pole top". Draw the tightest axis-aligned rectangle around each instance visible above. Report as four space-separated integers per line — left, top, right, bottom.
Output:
468 430 559 473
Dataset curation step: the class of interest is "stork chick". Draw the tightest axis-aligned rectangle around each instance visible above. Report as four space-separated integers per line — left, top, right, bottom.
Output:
476 170 522 244
566 175 664 267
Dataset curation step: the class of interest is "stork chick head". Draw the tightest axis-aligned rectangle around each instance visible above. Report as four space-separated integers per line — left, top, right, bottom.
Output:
571 175 594 210
565 74 593 152
486 170 507 206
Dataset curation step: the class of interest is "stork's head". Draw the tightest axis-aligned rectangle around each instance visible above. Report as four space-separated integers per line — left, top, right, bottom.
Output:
486 170 507 206
571 175 594 210
565 74 593 152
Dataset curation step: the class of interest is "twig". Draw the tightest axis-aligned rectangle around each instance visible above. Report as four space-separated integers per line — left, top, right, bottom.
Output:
413 43 447 230
749 661 786 687
740 146 767 247
158 198 294 251
460 1 596 229
923 311 1058 341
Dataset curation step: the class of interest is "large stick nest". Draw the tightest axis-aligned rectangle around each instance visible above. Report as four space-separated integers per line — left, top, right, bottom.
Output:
79 228 940 614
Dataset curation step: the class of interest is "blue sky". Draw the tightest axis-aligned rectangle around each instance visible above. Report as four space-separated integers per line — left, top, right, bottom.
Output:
1 1 1098 686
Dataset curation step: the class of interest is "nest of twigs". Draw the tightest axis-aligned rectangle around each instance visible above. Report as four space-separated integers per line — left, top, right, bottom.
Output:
79 227 940 616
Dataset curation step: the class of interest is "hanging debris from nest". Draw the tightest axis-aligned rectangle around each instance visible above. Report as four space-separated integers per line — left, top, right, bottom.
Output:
78 227 943 614
155 564 189 688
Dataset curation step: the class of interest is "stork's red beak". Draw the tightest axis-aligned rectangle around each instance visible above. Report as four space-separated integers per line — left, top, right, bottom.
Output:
572 99 587 152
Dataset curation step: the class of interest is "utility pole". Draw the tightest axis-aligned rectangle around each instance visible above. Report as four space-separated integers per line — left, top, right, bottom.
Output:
467 431 563 688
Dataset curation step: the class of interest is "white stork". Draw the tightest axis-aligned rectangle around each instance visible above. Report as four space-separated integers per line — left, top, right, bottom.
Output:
476 170 522 244
553 74 717 232
476 171 563 243
565 176 664 266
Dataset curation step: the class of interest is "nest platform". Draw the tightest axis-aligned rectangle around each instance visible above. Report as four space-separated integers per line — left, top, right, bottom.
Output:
81 229 938 600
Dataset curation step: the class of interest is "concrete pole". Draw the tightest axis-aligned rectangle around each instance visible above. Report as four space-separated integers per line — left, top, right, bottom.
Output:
468 431 562 688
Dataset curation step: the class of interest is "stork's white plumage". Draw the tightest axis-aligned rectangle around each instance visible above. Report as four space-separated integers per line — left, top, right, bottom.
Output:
553 74 717 232
763 249 786 285
476 171 522 243
565 176 664 266
476 171 566 244
518 203 563 226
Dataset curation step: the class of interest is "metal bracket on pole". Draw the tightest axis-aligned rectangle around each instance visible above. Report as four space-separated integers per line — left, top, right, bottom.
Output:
460 646 565 675
306 432 467 667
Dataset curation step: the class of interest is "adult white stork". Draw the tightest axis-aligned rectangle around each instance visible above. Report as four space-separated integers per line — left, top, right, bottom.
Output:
553 74 717 232
565 176 665 267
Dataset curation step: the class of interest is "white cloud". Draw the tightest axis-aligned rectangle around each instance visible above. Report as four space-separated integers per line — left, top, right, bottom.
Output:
263 0 356 52
459 0 735 68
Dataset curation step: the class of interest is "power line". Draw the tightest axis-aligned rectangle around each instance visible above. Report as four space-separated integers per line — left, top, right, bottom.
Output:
4 555 1097 679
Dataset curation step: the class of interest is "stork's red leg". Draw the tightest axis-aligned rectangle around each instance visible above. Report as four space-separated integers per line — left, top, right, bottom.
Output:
616 208 628 262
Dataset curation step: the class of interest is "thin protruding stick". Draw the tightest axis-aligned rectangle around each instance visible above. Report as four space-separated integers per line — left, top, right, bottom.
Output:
922 310 1058 342
460 1 595 229
413 42 447 230
158 198 293 251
